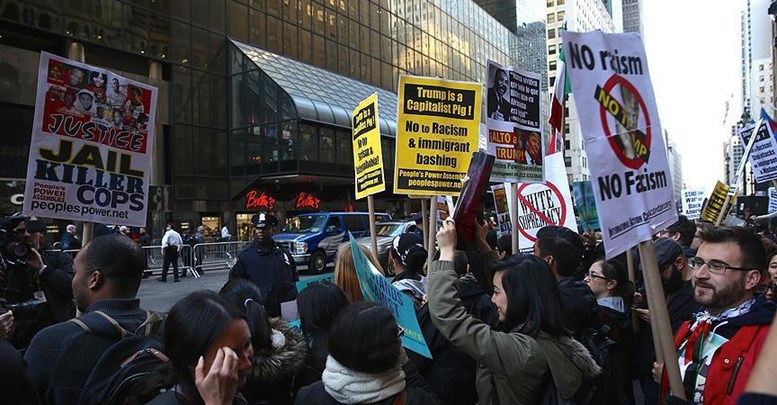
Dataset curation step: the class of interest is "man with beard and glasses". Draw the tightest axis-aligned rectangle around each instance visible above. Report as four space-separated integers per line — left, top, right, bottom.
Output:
229 212 298 318
652 227 775 405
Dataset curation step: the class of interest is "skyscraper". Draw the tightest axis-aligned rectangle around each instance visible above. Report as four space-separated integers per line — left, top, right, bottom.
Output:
546 0 620 182
622 0 643 34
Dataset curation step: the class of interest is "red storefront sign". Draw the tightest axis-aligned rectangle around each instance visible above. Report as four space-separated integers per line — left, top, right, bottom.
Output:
296 192 321 210
245 190 277 210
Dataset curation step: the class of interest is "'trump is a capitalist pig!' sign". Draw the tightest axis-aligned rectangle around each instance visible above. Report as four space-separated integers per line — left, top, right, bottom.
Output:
394 75 481 196
563 31 677 258
23 52 157 227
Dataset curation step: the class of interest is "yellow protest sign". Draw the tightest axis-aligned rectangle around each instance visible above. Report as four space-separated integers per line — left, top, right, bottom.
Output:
700 181 731 223
352 93 385 199
394 75 481 196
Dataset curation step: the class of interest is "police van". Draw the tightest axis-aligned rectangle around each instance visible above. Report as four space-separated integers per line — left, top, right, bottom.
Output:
273 212 391 273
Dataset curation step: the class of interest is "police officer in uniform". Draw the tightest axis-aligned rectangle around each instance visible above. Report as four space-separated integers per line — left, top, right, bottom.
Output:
229 212 298 318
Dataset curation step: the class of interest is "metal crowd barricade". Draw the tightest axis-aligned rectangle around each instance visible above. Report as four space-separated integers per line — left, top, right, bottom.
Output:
191 240 252 273
141 244 197 278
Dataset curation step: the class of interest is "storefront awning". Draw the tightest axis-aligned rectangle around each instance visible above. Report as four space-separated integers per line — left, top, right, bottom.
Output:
231 39 398 138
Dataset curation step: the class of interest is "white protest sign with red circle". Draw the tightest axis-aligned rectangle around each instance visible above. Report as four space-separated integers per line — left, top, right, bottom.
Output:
515 152 577 248
563 31 677 258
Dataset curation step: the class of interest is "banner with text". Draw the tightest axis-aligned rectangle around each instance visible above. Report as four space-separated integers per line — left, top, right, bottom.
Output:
352 93 386 199
572 181 601 233
23 52 157 227
491 183 512 237
682 188 706 220
515 153 577 246
485 60 544 183
769 187 777 214
738 119 777 183
563 31 677 258
394 75 481 196
349 234 431 358
700 181 730 223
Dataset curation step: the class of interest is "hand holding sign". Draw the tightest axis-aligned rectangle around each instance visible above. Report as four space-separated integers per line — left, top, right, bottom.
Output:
436 220 457 262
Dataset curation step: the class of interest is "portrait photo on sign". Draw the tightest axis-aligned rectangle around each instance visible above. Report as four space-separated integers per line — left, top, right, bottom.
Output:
487 66 510 121
517 128 543 166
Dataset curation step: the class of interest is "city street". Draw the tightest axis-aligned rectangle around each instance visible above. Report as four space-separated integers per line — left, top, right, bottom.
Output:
136 265 328 313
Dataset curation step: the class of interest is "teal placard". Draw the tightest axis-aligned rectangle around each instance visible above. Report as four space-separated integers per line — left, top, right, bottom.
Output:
349 233 432 358
296 273 334 293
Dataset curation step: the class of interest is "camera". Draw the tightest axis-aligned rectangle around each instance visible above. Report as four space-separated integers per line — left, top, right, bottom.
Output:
0 299 44 319
0 215 45 270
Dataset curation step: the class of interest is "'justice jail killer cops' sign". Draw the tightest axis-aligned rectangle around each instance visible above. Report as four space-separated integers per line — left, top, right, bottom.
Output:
23 52 157 227
563 31 677 257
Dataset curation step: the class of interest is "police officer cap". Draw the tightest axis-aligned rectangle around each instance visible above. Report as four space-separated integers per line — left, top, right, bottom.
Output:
252 212 278 228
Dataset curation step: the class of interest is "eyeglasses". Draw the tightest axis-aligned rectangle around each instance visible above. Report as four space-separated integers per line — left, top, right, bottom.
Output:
687 257 752 274
585 271 609 281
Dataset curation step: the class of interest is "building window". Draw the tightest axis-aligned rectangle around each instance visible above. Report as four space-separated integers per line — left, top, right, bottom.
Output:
759 64 764 71
548 29 555 39
547 13 555 24
549 44 556 55
557 0 565 4
549 60 557 71
558 11 565 20
547 0 554 6
564 156 572 167
564 140 571 150
550 76 556 86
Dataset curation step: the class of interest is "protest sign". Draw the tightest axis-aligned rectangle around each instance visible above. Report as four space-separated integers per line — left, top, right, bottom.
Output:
515 153 577 246
23 52 157 227
491 184 512 237
770 187 777 214
739 118 777 183
352 93 385 199
296 273 334 293
572 181 601 232
682 188 706 220
485 60 544 183
436 195 451 221
394 76 481 196
563 31 677 258
349 234 431 358
700 181 731 223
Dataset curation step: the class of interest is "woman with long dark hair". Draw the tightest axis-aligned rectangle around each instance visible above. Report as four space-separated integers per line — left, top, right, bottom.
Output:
585 258 636 404
293 281 349 391
143 291 253 405
427 220 601 404
294 302 437 404
220 279 307 405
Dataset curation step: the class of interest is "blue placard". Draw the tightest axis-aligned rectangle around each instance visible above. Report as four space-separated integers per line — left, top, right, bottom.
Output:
296 273 334 293
349 233 432 358
572 181 601 233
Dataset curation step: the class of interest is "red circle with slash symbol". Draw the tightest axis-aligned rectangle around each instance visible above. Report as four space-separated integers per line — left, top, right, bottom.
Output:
599 74 651 170
516 181 567 243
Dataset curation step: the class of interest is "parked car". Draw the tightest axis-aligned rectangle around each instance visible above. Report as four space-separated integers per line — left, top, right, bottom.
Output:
354 221 418 274
273 212 391 273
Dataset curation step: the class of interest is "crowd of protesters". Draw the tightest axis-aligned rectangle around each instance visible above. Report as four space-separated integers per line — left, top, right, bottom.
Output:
3 209 777 405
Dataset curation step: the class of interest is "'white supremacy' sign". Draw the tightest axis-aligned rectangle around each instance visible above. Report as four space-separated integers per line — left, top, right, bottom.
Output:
563 31 677 257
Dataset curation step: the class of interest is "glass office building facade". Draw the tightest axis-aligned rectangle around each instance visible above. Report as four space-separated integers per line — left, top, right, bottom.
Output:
0 0 520 237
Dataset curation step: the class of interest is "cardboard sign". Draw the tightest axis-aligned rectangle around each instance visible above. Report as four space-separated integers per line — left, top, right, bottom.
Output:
700 181 731 223
770 187 777 214
394 75 481 196
349 234 431 358
682 189 706 220
563 31 677 258
23 52 157 226
486 60 544 183
352 93 386 199
739 118 777 183
515 153 577 246
572 181 601 232
491 183 512 237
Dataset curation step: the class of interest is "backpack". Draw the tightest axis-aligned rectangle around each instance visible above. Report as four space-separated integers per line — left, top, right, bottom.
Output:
574 324 625 405
71 310 168 405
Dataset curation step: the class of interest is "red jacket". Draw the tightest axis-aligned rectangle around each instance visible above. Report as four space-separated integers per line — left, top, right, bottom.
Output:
660 298 774 405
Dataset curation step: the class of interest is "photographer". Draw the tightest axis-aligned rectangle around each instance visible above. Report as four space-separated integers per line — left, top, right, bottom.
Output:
1 215 75 349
